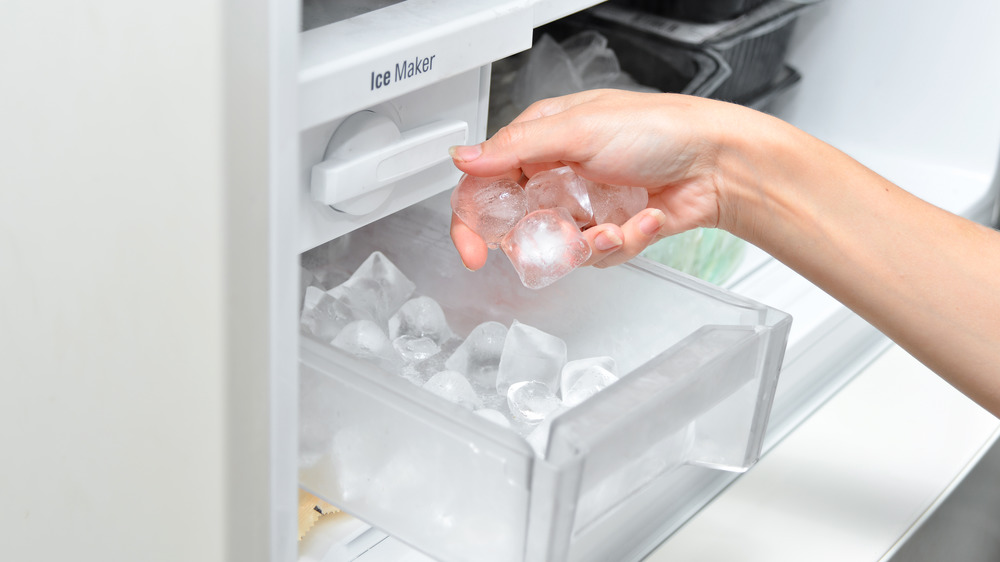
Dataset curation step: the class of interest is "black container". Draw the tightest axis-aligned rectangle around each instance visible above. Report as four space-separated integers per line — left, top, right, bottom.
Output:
610 0 769 24
738 64 800 111
705 15 797 103
536 14 730 97
590 0 814 104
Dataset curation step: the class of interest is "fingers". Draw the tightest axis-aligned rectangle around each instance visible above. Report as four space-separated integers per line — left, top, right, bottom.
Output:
591 208 668 268
450 214 489 271
581 224 625 267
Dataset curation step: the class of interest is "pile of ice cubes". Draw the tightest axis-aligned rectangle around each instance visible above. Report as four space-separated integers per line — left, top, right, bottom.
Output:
301 250 622 456
451 166 648 289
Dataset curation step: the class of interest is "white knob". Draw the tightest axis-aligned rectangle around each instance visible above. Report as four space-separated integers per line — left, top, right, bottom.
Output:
311 111 469 215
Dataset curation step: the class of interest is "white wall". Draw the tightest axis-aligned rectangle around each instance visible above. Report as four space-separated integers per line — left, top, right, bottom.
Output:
0 1 283 560
775 0 1000 220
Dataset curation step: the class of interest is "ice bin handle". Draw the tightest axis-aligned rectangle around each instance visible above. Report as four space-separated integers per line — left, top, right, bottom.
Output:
311 111 468 214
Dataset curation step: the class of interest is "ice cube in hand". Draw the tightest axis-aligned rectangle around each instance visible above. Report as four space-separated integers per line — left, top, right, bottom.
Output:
388 296 453 343
560 356 617 399
507 381 562 423
500 208 592 290
451 174 528 248
524 166 594 227
422 370 482 410
496 320 567 394
445 321 508 394
332 319 398 371
562 364 619 407
328 251 416 326
588 183 648 226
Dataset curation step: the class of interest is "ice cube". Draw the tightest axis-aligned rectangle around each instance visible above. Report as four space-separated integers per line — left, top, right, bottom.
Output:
400 338 461 385
331 319 397 371
444 321 508 394
524 166 594 227
507 381 562 423
300 285 372 341
588 183 648 226
512 34 583 110
392 335 441 364
474 408 512 429
562 365 619 407
388 296 453 343
561 31 622 89
451 174 528 248
422 370 482 410
500 208 592 290
496 320 567 394
328 251 416 326
560 356 618 398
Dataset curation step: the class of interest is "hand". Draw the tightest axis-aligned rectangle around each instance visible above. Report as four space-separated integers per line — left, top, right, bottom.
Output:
448 89 745 270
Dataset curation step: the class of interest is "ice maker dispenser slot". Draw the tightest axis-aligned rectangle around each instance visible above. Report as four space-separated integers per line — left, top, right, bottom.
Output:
311 110 468 214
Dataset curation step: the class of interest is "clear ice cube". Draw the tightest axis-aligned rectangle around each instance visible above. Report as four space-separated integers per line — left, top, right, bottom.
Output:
328 251 416 326
300 285 372 341
500 208 592 290
331 319 398 371
444 321 508 394
392 335 442 364
451 174 528 248
496 320 567 394
524 166 594 227
512 34 582 110
562 31 621 90
507 381 562 423
562 365 619 407
560 356 618 398
388 296 453 343
422 370 483 410
400 338 461 386
588 183 649 226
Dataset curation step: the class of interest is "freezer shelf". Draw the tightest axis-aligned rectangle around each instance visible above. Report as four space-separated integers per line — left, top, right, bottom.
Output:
298 197 791 562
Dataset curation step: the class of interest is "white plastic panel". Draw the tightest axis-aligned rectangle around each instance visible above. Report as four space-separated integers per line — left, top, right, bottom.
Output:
774 0 1000 214
298 67 488 252
299 0 532 130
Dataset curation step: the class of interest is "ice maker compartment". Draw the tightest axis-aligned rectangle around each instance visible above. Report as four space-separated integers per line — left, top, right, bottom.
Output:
298 196 791 562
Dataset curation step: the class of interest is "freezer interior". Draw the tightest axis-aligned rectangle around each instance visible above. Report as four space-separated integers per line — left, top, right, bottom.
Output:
298 196 790 562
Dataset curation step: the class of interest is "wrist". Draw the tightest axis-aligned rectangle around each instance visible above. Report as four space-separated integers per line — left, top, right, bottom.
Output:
710 105 827 249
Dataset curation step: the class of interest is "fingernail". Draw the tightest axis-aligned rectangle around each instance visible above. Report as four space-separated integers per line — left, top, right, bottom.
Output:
639 209 667 236
449 144 482 162
594 229 623 251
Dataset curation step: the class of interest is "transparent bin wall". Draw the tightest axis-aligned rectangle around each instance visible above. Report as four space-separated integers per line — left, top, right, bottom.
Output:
300 340 534 562
299 195 791 562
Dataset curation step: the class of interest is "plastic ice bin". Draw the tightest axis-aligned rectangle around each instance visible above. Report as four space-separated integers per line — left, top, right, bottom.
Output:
298 196 791 562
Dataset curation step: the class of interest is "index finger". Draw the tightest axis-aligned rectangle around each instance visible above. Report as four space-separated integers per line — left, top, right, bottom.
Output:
449 92 606 178
450 213 489 271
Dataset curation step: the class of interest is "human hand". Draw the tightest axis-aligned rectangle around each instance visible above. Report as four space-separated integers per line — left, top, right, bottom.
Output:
449 89 742 270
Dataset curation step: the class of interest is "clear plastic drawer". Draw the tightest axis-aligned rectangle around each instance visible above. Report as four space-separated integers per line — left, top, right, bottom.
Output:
298 196 791 562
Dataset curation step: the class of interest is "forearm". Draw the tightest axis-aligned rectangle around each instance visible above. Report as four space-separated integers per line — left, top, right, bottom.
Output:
720 111 1000 416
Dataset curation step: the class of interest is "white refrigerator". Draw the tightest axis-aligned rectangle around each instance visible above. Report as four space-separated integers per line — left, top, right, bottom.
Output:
1 0 997 561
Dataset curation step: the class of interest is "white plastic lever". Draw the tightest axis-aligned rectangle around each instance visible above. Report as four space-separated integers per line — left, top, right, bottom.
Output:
311 111 468 215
